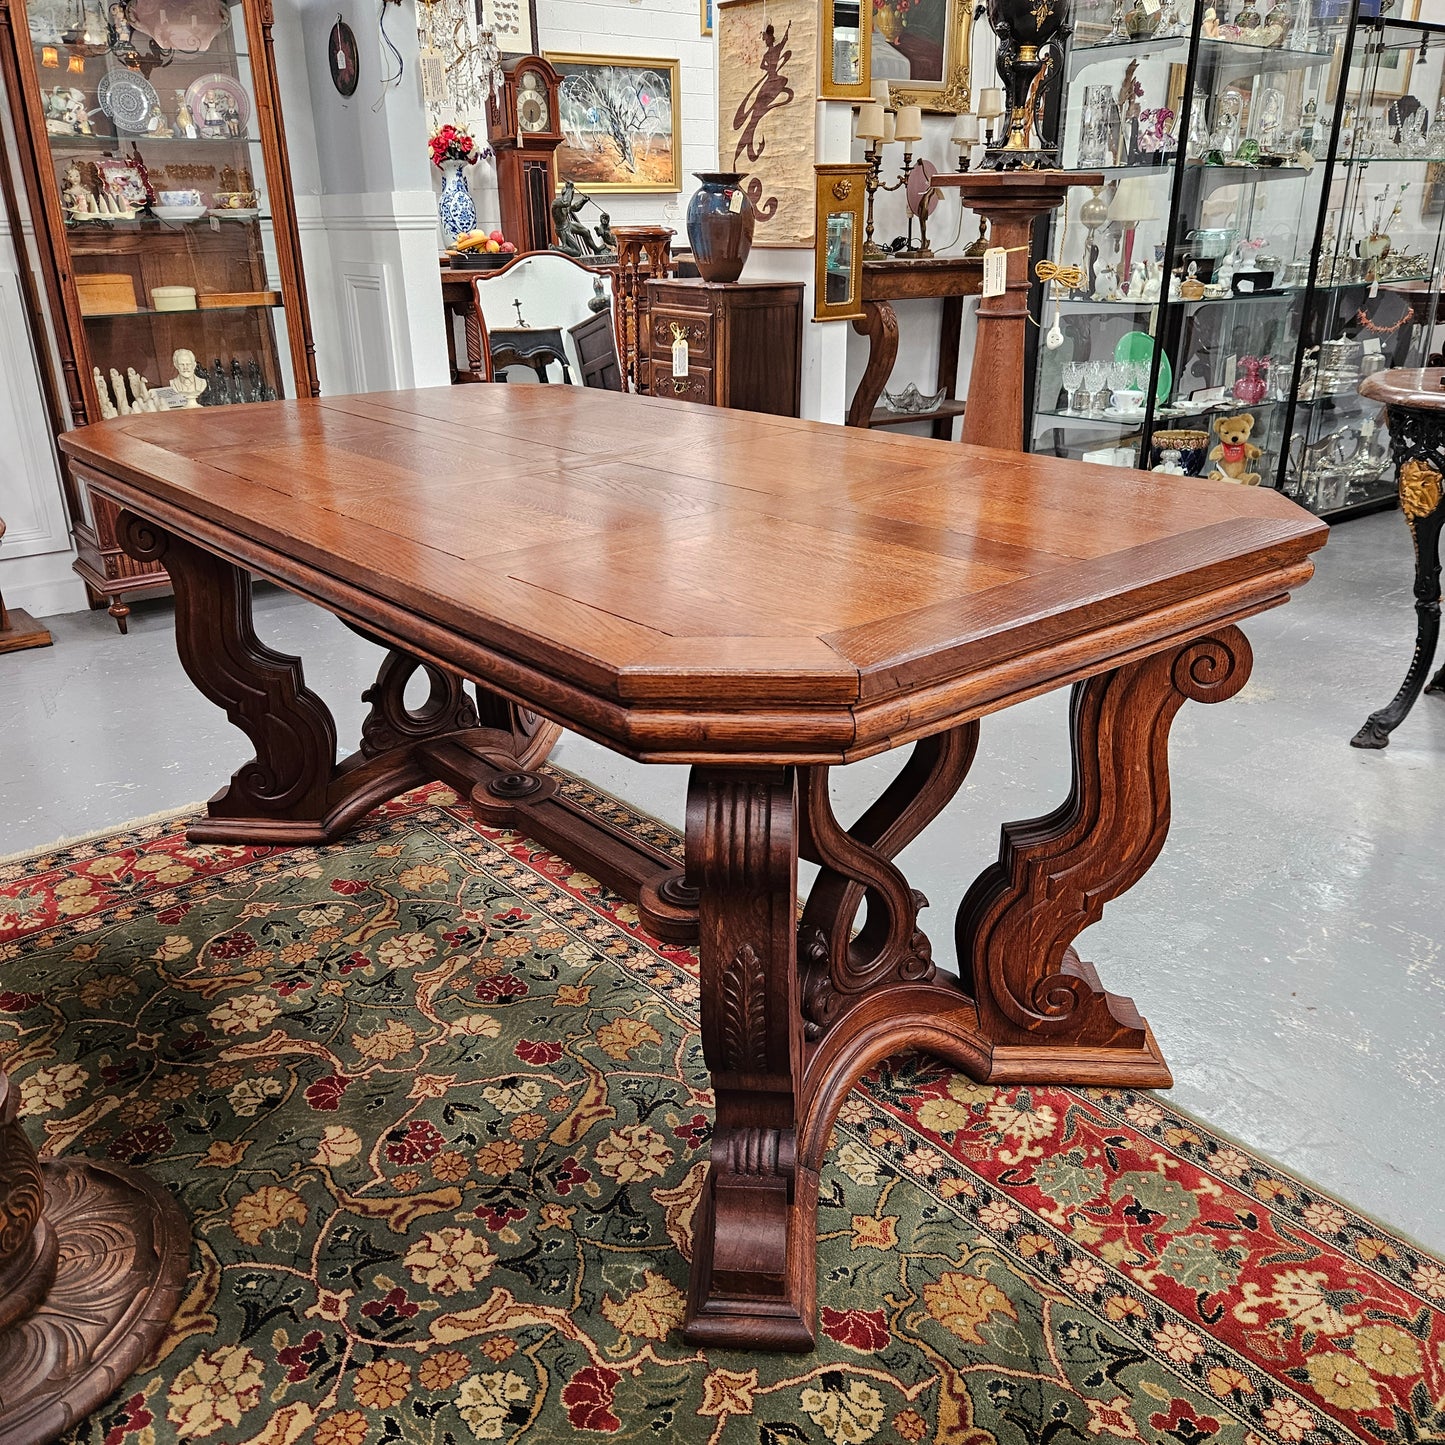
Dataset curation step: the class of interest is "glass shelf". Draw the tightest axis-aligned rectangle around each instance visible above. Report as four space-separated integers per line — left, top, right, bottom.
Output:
47 132 259 149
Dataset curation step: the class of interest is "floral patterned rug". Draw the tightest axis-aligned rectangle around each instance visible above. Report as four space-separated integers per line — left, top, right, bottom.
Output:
1 776 1442 1445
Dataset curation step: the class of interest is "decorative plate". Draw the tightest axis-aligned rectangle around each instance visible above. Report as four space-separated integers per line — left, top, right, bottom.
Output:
97 69 160 132
128 0 228 52
1114 330 1172 404
328 17 359 97
184 73 250 137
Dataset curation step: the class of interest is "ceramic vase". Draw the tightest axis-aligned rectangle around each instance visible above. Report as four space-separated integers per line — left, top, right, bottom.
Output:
438 159 477 244
686 173 755 284
985 0 1069 156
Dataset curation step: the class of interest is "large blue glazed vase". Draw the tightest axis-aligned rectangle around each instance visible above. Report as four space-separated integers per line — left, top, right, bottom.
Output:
437 159 477 243
685 172 755 283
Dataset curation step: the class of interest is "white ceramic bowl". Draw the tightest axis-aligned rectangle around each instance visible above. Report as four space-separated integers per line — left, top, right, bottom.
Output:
152 204 208 222
151 285 198 312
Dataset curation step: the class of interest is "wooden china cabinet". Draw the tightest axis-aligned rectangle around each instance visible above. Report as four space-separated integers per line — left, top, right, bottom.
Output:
0 0 316 630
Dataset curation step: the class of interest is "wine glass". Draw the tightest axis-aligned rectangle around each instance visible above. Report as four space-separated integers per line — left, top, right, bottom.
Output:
1061 362 1083 413
1084 360 1109 414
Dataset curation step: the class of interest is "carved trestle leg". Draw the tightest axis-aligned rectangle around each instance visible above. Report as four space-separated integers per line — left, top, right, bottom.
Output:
684 768 812 1350
116 512 561 846
956 628 1253 1086
845 301 899 429
0 1071 189 1442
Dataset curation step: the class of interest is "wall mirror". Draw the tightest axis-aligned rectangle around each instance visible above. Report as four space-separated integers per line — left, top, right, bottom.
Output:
820 0 873 100
813 164 867 321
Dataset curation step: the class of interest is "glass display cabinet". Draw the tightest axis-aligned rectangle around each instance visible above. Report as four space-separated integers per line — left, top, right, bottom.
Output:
1027 0 1353 491
1283 11 1445 518
0 0 316 629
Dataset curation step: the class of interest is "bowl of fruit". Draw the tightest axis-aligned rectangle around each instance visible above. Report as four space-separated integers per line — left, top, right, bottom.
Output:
453 229 518 269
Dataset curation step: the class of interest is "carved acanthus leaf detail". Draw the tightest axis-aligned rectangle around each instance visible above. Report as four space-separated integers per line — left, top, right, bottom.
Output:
721 943 768 1072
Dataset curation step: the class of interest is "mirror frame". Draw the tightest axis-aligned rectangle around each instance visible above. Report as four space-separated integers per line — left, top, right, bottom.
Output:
812 163 868 322
819 0 872 101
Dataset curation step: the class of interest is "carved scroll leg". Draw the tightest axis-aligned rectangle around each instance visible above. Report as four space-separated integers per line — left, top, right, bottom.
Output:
117 512 340 841
846 300 899 429
1352 497 1445 748
683 767 813 1351
957 628 1253 1088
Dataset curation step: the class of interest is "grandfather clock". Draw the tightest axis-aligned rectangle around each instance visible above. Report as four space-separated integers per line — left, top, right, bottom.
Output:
486 56 564 253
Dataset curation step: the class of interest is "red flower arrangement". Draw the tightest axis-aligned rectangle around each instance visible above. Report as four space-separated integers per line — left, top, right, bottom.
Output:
428 124 489 167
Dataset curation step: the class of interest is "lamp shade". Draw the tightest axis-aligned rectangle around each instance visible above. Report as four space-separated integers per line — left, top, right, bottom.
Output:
872 79 893 106
952 112 980 144
855 102 886 140
1107 177 1160 222
977 87 1005 119
894 104 924 142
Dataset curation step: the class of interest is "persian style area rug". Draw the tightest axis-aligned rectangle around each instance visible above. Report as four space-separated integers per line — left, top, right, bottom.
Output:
1 777 1442 1445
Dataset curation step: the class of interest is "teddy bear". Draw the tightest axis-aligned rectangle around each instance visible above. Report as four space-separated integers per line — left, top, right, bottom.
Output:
1208 412 1262 485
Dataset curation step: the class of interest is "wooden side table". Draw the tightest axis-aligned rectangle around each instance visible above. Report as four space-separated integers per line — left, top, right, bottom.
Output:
845 257 982 435
1353 367 1445 749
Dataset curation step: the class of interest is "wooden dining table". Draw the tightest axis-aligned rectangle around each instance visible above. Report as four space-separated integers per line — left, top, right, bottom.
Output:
58 385 1328 1353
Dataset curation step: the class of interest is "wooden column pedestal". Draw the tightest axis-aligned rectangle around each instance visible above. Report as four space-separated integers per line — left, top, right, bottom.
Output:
933 169 1101 454
0 1072 189 1443
0 518 51 655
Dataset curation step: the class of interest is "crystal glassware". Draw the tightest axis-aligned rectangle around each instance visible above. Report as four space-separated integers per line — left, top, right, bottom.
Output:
1084 360 1109 414
1061 362 1083 412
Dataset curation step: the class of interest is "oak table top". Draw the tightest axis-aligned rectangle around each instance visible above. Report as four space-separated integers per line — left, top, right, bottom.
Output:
59 386 1329 1352
62 385 1326 765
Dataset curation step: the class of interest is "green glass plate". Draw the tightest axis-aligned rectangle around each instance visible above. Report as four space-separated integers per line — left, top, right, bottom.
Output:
1115 331 1172 403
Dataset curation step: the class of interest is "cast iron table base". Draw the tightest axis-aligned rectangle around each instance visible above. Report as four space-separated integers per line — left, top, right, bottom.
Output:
1353 368 1445 748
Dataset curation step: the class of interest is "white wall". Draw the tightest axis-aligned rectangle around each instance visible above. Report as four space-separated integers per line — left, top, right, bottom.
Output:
0 124 86 619
277 0 452 395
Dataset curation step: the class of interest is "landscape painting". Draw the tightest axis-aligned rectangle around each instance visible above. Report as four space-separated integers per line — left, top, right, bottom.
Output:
548 54 682 193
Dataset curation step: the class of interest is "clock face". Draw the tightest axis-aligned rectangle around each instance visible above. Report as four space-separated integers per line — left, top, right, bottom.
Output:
517 70 550 133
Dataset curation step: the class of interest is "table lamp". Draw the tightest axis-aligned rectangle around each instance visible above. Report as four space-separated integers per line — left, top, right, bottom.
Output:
1107 176 1159 279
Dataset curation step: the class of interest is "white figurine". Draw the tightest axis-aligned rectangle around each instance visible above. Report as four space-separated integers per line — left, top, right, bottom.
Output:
1094 262 1119 301
93 366 118 419
169 348 207 407
109 367 131 414
127 367 160 412
1141 260 1163 301
1128 260 1147 297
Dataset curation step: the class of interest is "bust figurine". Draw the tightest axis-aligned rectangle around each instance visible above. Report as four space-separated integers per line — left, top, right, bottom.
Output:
170 348 207 408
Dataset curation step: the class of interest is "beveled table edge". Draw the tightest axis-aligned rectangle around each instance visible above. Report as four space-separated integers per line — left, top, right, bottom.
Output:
71 461 1319 765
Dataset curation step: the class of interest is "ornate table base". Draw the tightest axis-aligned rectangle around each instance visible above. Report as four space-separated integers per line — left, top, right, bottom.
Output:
1353 372 1445 749
0 1074 189 1445
113 512 1259 1350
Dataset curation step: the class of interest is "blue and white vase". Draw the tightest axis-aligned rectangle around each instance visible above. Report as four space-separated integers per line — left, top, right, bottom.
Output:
437 159 477 243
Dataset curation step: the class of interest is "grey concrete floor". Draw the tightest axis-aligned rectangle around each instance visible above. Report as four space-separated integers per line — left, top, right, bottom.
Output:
2 510 1442 1252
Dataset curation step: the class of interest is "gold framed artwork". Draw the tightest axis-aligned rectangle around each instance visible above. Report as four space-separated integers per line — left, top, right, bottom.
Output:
701 0 713 36
873 0 973 114
717 0 818 246
812 164 867 321
546 54 682 193
819 0 872 101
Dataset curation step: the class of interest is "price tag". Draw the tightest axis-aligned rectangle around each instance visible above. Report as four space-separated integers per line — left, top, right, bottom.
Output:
672 337 689 378
420 48 447 110
982 246 1007 297
728 189 744 214
1142 0 1161 13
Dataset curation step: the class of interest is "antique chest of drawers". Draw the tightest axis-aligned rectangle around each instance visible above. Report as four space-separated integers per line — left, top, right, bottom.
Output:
642 278 803 417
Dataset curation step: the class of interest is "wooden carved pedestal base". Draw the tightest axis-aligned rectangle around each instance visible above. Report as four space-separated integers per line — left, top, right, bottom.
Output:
0 1073 189 1445
115 514 1256 1353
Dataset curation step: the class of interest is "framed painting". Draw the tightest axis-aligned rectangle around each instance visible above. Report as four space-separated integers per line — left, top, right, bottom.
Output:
717 0 818 246
702 0 713 37
873 0 973 114
547 54 682 193
1347 0 1421 102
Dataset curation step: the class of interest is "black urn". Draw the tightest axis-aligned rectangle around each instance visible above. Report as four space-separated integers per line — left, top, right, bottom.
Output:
985 0 1069 163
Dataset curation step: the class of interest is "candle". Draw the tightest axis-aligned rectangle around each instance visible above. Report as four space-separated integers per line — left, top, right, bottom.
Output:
855 102 886 141
977 87 1005 120
894 104 923 143
883 112 897 145
952 112 979 145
